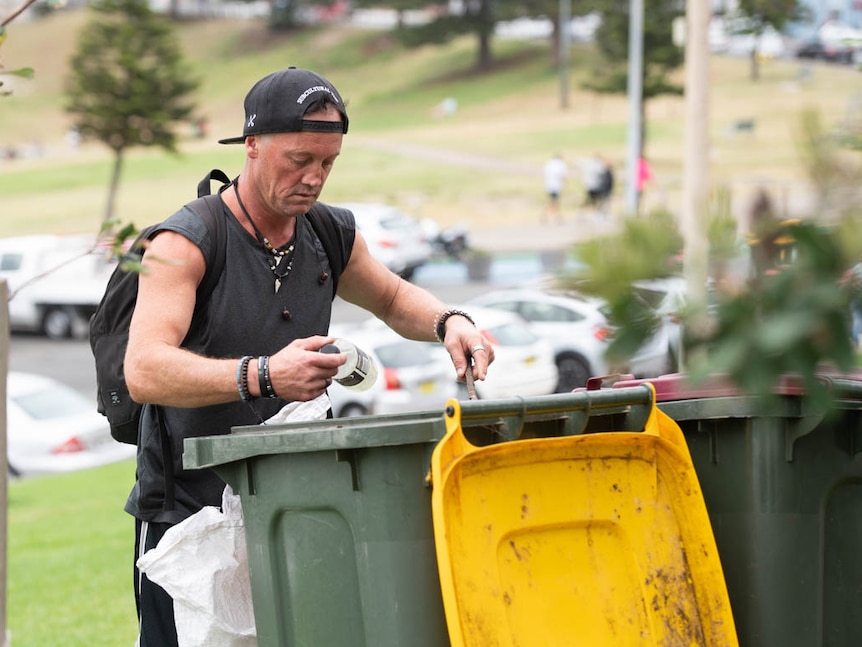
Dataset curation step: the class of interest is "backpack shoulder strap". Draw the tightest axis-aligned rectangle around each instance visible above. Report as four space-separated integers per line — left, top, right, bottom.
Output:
197 169 231 199
186 168 232 299
185 193 228 300
307 202 349 296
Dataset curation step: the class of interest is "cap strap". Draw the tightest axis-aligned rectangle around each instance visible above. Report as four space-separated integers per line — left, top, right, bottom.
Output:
300 119 347 133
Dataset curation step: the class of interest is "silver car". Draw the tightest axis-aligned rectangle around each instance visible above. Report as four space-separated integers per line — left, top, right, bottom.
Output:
334 202 432 280
7 372 136 476
468 288 677 392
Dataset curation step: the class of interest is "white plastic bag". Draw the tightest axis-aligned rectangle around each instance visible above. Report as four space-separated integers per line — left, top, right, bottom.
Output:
137 393 331 647
137 486 256 647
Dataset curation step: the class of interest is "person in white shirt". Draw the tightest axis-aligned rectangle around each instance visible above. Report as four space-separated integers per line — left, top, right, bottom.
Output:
543 152 568 223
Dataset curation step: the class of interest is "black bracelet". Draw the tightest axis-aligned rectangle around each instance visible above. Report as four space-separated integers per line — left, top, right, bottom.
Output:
257 356 267 399
237 355 254 402
435 308 476 343
259 355 277 398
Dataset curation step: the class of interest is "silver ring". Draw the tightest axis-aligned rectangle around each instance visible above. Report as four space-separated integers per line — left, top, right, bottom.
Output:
325 378 332 387
471 345 487 353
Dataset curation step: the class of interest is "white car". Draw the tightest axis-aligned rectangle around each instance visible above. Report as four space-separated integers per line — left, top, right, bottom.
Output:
327 322 457 418
460 305 559 400
468 289 676 392
0 234 115 339
334 202 432 280
632 276 688 367
6 372 136 476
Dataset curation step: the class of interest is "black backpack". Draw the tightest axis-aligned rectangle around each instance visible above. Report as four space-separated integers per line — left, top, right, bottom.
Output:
90 169 348 444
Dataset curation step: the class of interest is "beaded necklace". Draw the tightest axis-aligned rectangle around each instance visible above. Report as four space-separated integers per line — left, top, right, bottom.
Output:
233 177 296 293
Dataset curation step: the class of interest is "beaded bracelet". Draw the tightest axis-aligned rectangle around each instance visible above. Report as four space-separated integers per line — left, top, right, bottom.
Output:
237 355 254 402
434 308 476 343
257 355 277 399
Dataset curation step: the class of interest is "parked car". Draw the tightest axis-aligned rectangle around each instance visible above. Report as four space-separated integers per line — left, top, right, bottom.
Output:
334 202 432 280
0 234 115 339
795 38 855 64
6 372 136 476
632 276 688 368
468 289 676 392
458 305 559 400
327 322 457 417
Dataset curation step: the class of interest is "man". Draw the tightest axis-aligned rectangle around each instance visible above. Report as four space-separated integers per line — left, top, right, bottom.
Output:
124 67 494 646
578 153 612 215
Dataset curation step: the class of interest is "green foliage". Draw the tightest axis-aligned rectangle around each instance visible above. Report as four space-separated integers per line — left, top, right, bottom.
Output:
393 0 524 70
65 0 199 154
0 8 37 96
396 14 475 47
573 209 683 362
729 0 808 35
583 0 684 100
724 0 807 79
65 0 199 223
564 109 862 410
687 220 855 410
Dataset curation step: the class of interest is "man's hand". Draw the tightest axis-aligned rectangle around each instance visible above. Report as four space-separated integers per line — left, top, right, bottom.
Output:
268 336 343 401
442 315 495 382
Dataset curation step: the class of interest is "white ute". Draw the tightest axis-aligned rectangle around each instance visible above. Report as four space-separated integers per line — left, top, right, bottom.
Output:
0 234 115 339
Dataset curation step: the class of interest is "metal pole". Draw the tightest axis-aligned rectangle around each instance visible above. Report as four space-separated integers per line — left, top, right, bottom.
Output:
559 0 571 109
625 0 644 216
682 0 710 361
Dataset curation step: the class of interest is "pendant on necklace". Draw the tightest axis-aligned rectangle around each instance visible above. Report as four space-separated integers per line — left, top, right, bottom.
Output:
274 277 282 293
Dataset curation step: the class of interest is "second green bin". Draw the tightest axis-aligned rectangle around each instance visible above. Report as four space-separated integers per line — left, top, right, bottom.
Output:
613 373 862 647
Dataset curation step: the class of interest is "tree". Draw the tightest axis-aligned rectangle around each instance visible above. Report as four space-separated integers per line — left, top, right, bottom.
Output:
391 0 555 72
725 0 807 81
582 0 684 153
65 0 199 225
392 0 499 71
0 0 41 96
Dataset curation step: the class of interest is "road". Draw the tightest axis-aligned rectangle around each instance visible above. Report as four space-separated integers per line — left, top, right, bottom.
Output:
8 255 554 398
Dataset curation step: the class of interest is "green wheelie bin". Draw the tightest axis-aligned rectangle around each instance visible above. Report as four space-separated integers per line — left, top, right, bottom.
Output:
183 387 710 647
611 372 862 647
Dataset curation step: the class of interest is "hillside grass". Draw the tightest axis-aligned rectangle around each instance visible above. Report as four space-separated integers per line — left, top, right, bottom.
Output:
1 10 861 237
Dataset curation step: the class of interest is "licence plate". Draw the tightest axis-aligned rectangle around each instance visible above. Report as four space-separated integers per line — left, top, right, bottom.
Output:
420 380 436 394
523 356 536 365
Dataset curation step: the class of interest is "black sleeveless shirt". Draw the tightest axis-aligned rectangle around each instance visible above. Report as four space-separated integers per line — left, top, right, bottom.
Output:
125 200 355 524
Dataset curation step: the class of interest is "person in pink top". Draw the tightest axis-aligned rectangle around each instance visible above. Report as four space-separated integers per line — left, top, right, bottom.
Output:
636 156 653 212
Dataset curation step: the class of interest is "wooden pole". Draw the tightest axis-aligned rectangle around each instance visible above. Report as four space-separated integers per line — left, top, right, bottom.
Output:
0 280 9 647
682 0 710 363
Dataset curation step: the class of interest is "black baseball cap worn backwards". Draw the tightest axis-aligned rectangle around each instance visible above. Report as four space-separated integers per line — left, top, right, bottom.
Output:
218 67 348 144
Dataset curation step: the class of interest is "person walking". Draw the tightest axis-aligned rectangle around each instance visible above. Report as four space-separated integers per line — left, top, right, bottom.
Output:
543 152 568 223
123 67 495 647
636 155 654 214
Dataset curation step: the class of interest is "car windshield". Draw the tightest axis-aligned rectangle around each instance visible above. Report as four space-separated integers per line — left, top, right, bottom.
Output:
13 383 92 421
521 301 585 323
374 340 435 368
379 212 417 231
486 322 538 346
632 287 666 310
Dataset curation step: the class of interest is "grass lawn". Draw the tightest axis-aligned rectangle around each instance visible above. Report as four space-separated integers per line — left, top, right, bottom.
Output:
8 460 139 646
